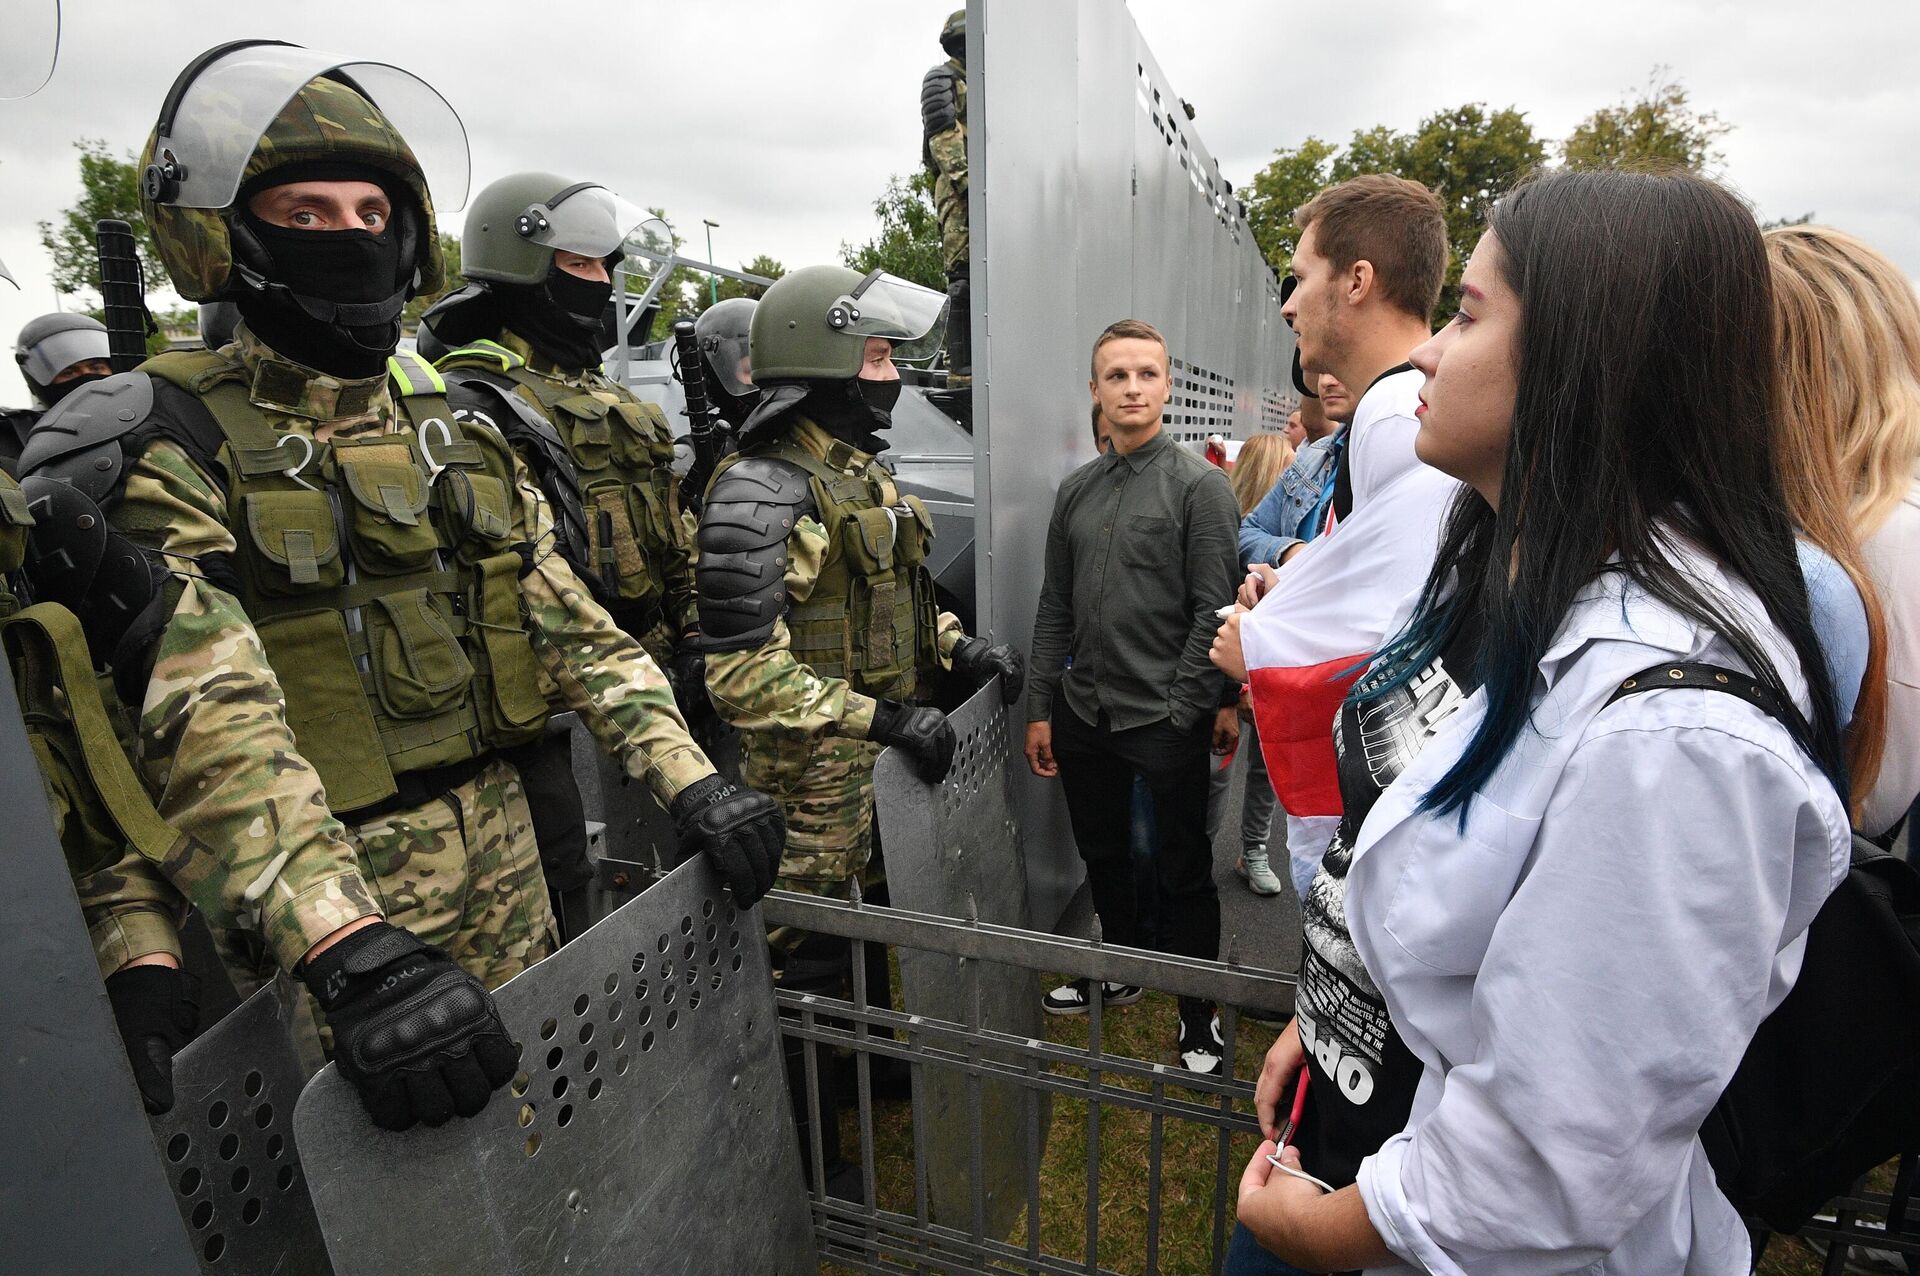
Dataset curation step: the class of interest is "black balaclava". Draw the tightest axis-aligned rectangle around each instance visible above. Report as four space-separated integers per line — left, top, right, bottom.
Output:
38 370 108 408
803 376 900 453
497 262 614 372
232 161 415 380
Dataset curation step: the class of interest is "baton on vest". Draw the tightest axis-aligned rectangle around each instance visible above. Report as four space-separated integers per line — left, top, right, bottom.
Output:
95 219 157 373
671 318 721 513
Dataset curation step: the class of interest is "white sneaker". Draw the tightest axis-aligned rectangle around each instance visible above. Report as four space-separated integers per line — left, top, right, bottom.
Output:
1237 847 1285 896
1178 1011 1224 1075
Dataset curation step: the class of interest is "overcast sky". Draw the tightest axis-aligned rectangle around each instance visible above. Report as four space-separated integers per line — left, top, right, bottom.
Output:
2 0 1915 399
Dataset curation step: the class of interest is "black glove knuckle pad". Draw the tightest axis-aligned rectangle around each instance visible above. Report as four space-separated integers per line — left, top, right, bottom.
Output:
671 775 786 906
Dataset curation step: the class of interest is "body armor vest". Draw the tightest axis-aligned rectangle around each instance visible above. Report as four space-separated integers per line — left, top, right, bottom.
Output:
140 348 550 816
719 434 939 701
438 339 681 618
0 472 181 879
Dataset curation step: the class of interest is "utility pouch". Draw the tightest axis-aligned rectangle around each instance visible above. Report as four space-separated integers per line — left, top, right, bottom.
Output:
610 400 676 469
366 588 473 720
438 469 515 561
0 479 32 574
336 440 438 575
893 496 933 568
558 395 614 474
468 554 549 742
584 480 654 599
843 506 899 575
241 490 344 594
255 608 397 812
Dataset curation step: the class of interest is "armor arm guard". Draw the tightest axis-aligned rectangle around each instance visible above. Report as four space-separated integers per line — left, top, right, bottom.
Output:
698 458 877 740
504 444 718 806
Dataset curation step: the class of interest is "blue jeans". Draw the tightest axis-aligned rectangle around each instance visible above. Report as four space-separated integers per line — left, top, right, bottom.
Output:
1225 1221 1322 1275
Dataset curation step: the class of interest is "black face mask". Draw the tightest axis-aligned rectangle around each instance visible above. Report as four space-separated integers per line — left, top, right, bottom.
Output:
806 377 898 453
856 377 902 416
235 214 408 378
497 264 613 371
40 371 108 407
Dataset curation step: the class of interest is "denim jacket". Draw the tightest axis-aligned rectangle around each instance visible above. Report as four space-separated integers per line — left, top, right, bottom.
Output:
1237 430 1341 570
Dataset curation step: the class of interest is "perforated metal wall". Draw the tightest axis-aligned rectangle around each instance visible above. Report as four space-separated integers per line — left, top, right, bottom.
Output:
971 0 1297 924
292 858 814 1274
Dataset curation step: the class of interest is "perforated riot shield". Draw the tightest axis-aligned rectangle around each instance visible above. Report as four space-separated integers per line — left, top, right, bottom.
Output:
873 675 1046 1237
146 981 332 1274
292 857 815 1274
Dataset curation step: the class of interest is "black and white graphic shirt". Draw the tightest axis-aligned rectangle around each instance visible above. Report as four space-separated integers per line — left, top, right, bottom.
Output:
1293 613 1481 1188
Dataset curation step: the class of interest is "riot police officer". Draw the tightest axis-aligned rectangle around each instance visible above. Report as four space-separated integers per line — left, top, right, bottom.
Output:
696 263 1021 1186
421 173 706 935
23 43 783 1131
921 10 970 383
694 295 759 432
4 313 112 472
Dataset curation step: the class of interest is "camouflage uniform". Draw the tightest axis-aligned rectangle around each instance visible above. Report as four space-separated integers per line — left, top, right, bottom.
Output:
705 416 962 895
115 326 714 987
436 330 696 668
926 64 969 279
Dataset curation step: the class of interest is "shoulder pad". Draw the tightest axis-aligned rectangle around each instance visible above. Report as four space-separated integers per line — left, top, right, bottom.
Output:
696 457 815 652
921 64 961 139
17 372 156 504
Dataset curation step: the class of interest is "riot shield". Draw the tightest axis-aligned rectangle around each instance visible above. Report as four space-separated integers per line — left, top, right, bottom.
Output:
146 981 333 1274
872 675 1047 1237
292 856 815 1274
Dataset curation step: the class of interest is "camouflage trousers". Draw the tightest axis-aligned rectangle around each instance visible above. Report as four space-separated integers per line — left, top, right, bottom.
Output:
218 756 558 996
933 174 969 278
743 729 882 957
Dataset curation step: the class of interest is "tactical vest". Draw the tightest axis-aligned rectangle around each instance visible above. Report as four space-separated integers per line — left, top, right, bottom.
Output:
719 434 939 701
438 339 681 617
140 348 550 816
0 472 182 880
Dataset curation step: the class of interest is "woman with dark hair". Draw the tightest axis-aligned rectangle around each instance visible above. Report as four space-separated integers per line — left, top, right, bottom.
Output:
1230 169 1852 1274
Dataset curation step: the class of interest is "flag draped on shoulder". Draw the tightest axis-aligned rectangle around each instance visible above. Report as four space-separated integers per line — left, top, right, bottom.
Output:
1239 368 1459 819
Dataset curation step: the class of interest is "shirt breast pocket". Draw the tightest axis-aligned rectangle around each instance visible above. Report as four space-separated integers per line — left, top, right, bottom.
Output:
1379 798 1538 975
1118 513 1174 569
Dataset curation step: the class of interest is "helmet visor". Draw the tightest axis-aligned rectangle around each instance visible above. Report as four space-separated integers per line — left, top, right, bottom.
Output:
702 330 755 397
833 271 949 364
151 43 470 211
0 1 58 101
19 326 110 385
520 185 664 263
0 256 14 290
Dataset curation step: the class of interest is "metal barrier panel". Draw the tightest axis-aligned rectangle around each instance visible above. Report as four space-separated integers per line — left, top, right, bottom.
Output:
147 982 332 1274
972 0 1297 927
874 677 1047 1239
292 858 816 1274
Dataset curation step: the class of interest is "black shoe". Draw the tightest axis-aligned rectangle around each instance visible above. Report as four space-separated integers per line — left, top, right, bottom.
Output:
1042 978 1146 1016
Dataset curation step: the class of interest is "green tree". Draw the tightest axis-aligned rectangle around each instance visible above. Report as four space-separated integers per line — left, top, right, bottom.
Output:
709 254 785 306
1246 105 1545 314
1562 70 1731 173
840 171 945 291
37 138 168 298
1242 135 1337 274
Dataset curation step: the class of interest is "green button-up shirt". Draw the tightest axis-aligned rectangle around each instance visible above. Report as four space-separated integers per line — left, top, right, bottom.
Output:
1027 428 1240 733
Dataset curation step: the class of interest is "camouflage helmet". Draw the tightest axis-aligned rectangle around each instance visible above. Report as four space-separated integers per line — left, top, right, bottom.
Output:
749 265 949 383
940 10 966 59
461 171 668 287
141 43 456 302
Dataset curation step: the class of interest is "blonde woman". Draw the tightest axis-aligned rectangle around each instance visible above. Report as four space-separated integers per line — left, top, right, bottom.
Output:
1768 224 1919 837
1213 430 1295 897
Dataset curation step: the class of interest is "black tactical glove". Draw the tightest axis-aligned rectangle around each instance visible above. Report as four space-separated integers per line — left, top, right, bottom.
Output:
105 964 200 1115
669 773 785 906
667 639 708 713
951 636 1026 705
869 699 958 782
302 922 518 1132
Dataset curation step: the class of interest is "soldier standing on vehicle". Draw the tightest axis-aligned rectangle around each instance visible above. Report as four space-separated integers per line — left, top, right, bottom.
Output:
22 44 783 1131
696 263 1022 1189
921 9 970 385
422 172 704 938
4 314 113 473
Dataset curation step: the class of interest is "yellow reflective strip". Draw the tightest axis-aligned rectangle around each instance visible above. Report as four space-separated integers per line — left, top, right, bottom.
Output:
386 351 448 397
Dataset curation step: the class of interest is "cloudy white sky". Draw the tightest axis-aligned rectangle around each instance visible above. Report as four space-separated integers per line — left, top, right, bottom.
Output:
2 0 1915 398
